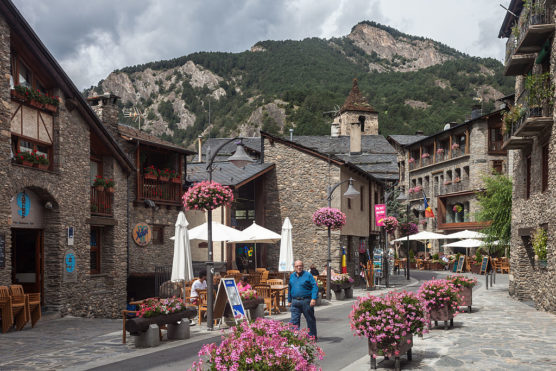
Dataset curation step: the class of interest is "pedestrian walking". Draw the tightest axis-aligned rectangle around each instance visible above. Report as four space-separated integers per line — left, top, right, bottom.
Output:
288 260 318 339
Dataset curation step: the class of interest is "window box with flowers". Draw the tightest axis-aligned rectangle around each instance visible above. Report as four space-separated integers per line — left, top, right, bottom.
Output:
12 85 59 113
35 153 50 170
159 168 171 182
15 150 35 167
144 165 158 180
93 175 106 192
169 169 181 184
105 179 115 193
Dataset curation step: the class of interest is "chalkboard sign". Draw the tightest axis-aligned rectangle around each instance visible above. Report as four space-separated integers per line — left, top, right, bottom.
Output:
0 234 5 268
452 260 458 273
480 256 489 275
456 256 465 273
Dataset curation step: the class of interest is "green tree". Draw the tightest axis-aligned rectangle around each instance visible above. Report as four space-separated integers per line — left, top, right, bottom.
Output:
477 174 512 257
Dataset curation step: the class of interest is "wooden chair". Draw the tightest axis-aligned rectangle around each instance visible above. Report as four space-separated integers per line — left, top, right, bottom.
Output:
254 284 274 315
255 268 267 273
0 286 28 332
197 290 208 325
260 270 269 284
227 269 240 275
9 285 41 328
267 278 283 286
500 258 510 274
492 258 502 273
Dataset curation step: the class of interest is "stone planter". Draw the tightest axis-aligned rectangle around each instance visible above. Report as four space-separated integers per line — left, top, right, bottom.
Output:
125 308 197 336
368 334 413 371
344 287 353 299
429 307 454 330
458 286 472 313
333 289 345 300
241 297 264 310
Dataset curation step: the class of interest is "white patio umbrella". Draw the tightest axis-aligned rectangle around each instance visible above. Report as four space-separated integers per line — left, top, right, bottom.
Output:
391 231 446 242
188 222 243 242
443 239 499 248
445 230 487 239
171 212 193 302
278 217 294 272
230 221 281 268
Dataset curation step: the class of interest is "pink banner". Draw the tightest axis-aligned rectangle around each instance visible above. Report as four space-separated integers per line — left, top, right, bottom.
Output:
375 204 386 226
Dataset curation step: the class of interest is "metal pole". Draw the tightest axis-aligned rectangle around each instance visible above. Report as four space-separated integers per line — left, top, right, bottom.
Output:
206 167 214 330
327 188 332 301
406 203 410 280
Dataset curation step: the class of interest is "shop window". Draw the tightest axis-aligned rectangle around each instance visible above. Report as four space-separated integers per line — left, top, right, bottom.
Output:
152 226 164 245
542 144 549 192
90 227 101 274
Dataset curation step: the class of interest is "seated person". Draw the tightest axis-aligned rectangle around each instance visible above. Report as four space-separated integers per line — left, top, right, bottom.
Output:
190 270 207 305
309 264 319 276
237 276 252 291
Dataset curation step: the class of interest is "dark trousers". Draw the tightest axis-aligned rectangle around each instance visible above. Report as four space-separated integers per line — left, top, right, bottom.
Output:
290 298 317 338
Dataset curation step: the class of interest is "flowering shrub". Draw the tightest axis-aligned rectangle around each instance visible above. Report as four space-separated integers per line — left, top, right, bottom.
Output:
418 279 460 315
159 168 172 178
436 148 444 154
399 222 418 237
408 157 415 164
451 143 460 150
239 289 259 300
331 273 354 284
421 153 430 159
137 297 188 318
383 216 398 234
93 175 106 187
349 292 427 358
452 204 463 213
446 275 477 289
182 181 234 211
190 318 324 370
312 207 346 230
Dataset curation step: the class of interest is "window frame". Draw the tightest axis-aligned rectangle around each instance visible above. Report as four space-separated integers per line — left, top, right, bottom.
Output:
12 135 53 170
526 155 531 199
152 225 165 245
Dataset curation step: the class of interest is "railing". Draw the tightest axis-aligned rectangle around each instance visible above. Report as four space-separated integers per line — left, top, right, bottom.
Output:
139 176 182 203
436 179 471 196
505 84 554 140
91 187 113 216
409 147 467 171
505 34 518 64
517 5 551 47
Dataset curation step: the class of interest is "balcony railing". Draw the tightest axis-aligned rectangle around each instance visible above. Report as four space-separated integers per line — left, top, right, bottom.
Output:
435 179 471 196
91 187 113 216
139 176 182 204
516 5 553 54
505 34 518 65
409 147 467 171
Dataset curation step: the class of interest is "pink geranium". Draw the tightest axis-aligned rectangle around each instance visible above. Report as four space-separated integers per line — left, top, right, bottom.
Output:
312 207 346 230
418 279 460 316
182 181 234 211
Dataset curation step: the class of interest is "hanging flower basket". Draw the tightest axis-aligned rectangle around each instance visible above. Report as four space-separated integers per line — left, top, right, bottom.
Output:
383 216 399 234
182 181 234 211
312 207 346 230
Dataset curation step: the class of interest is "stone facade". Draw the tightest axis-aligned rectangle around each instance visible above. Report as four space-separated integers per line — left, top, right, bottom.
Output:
0 12 130 318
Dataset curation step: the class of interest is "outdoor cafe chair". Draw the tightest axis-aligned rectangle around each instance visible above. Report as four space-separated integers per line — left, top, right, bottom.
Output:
9 285 41 328
254 284 274 315
0 286 28 333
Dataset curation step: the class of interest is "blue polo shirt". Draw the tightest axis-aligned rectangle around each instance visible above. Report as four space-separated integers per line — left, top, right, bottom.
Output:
288 270 318 301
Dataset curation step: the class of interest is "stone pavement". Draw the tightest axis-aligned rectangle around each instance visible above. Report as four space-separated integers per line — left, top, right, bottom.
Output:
0 275 417 370
341 274 556 371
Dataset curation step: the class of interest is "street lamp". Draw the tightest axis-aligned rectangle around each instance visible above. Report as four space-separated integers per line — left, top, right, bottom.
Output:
396 192 411 280
326 178 359 300
205 138 254 330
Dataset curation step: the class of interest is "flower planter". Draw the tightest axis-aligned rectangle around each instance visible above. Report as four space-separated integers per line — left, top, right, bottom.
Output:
144 174 157 180
44 103 57 113
368 334 413 371
171 177 181 184
241 297 264 310
333 289 345 300
95 185 105 192
458 286 472 313
38 164 49 170
106 187 114 193
22 161 33 167
125 308 197 336
10 89 26 101
29 100 44 110
470 263 481 274
429 307 454 330
158 176 169 182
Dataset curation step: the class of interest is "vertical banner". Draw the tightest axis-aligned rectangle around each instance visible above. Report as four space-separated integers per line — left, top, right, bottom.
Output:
374 204 386 226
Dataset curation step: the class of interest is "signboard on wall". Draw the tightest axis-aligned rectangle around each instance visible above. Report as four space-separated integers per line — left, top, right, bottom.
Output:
132 223 152 246
63 249 77 282
10 190 44 229
374 204 386 226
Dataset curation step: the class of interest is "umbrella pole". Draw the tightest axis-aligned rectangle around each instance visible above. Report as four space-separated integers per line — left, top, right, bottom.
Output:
254 243 257 269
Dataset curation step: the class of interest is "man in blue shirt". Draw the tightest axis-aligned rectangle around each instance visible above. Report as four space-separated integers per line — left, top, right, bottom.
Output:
288 260 318 339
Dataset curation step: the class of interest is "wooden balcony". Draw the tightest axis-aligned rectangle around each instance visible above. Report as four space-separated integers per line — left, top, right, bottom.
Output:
139 176 182 205
436 179 471 196
91 187 113 216
502 135 533 150
504 53 535 76
515 12 554 54
514 116 554 137
437 221 489 231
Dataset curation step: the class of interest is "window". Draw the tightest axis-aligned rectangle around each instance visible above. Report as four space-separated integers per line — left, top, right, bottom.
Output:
542 144 549 192
12 136 52 170
488 126 504 153
360 186 364 211
152 226 164 245
526 155 531 199
90 227 101 274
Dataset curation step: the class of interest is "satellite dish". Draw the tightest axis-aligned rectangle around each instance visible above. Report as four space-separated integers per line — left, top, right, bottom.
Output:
443 123 451 131
123 106 146 130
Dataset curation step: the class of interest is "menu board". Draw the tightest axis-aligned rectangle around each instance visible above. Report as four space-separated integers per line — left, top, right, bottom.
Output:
213 278 246 323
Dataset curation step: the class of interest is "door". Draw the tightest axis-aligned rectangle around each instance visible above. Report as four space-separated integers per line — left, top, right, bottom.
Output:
11 229 43 300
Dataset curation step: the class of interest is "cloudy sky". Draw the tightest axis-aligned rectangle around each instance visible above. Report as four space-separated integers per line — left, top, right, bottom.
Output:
12 0 510 90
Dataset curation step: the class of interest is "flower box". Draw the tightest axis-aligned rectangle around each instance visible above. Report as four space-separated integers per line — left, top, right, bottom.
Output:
95 185 104 192
158 176 169 182
470 263 481 274
458 286 472 312
29 100 44 110
38 163 49 171
125 308 197 336
171 177 181 184
106 187 114 193
22 160 33 167
429 307 454 330
44 103 57 113
144 174 157 180
368 334 413 370
241 297 264 310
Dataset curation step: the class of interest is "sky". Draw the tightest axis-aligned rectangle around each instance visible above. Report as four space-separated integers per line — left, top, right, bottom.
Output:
12 0 510 90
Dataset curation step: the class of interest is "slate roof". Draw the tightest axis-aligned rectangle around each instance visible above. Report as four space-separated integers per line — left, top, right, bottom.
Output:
194 137 261 162
187 162 274 187
340 79 376 114
118 124 195 154
387 135 427 146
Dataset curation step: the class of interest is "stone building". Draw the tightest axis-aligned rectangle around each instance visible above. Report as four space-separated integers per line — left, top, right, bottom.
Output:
499 0 556 311
387 107 508 254
0 0 135 317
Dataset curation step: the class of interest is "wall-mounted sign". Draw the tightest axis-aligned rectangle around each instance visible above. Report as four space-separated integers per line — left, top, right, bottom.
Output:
10 190 44 229
132 223 152 246
63 249 77 282
374 204 386 227
67 227 74 246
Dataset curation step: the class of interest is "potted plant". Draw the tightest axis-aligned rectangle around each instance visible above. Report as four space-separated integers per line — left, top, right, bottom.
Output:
502 104 525 134
36 154 49 170
408 157 415 164
170 169 181 183
16 150 35 167
452 204 463 213
418 279 460 330
182 181 234 211
93 175 106 192
525 72 554 117
383 216 399 235
446 275 477 313
144 165 159 180
90 204 98 213
532 227 548 269
312 207 346 230
190 318 324 370
127 297 197 337
159 168 171 182
105 178 115 193
331 273 354 299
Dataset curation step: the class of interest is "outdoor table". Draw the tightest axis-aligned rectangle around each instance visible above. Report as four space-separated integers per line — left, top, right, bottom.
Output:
270 285 288 312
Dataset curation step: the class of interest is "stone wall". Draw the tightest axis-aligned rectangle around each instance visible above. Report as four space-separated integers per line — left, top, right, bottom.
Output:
338 111 379 136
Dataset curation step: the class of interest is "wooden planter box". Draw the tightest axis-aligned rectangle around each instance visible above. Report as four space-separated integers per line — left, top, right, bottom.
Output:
125 308 197 336
458 286 472 313
470 264 481 274
429 307 454 330
158 176 169 182
368 334 413 370
171 177 181 184
427 262 444 270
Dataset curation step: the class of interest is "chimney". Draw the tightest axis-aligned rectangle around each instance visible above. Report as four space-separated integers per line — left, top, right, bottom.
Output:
87 92 120 138
470 104 482 119
197 136 203 162
415 130 424 136
350 116 363 154
331 117 340 137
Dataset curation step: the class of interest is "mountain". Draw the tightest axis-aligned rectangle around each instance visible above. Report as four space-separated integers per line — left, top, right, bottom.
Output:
85 21 514 147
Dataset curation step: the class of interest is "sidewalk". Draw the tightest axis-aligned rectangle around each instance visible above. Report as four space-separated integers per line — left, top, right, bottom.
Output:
341 274 556 370
0 275 417 370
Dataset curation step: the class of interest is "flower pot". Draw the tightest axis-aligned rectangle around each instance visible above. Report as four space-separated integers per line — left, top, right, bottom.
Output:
158 176 169 182
171 177 181 184
29 100 44 110
106 187 114 193
38 163 49 170
344 287 353 299
368 334 413 370
125 308 197 336
44 103 57 113
333 289 345 300
458 286 472 313
95 185 105 192
470 264 481 274
144 174 157 180
22 160 33 167
429 307 454 330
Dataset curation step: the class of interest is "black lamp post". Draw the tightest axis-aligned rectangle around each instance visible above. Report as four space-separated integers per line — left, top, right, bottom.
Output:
325 178 359 300
396 192 411 280
205 138 254 330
